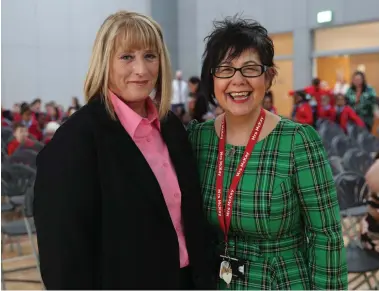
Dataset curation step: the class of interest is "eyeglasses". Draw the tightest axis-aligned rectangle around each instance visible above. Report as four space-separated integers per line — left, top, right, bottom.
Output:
211 65 267 78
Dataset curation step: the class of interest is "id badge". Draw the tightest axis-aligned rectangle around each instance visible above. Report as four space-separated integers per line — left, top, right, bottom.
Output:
219 255 246 280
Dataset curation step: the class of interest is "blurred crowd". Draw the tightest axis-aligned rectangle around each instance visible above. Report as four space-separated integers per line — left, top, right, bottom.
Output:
171 69 378 138
1 69 378 159
1 97 81 156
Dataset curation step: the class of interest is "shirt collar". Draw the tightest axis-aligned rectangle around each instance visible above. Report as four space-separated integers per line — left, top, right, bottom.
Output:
109 90 160 138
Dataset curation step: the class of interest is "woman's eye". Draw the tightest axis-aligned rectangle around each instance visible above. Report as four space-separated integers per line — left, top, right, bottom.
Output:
145 53 157 60
121 55 133 60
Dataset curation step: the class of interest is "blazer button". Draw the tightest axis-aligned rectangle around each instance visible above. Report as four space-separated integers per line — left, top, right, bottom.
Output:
163 162 169 168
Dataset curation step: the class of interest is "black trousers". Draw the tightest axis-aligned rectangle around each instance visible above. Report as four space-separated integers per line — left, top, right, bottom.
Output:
179 266 195 290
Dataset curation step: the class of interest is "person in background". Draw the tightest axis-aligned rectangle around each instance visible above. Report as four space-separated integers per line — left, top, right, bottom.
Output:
333 93 365 132
7 122 35 155
62 107 77 123
187 76 200 115
346 71 376 131
57 105 66 120
12 103 21 122
289 78 333 108
71 96 82 110
29 98 42 124
33 10 214 290
333 71 349 95
45 102 61 122
20 104 42 141
36 113 47 135
43 121 60 144
291 90 313 125
2 107 13 125
318 95 334 122
30 98 42 114
188 76 209 123
171 70 188 118
262 91 277 114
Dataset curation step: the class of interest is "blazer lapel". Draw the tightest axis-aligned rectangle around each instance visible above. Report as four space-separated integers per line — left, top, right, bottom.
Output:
89 96 173 223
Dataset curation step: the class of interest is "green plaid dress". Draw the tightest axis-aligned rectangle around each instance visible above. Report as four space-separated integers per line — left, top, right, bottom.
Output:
345 85 377 129
188 117 347 290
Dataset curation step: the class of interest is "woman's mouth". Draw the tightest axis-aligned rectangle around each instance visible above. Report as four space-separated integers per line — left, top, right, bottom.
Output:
227 91 252 103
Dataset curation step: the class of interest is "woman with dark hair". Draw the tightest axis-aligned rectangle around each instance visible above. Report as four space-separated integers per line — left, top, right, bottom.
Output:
188 16 347 290
291 90 313 125
346 71 376 131
188 76 209 122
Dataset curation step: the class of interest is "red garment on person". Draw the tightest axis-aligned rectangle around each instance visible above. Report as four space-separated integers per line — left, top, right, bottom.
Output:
7 138 34 156
295 102 313 125
28 122 43 141
334 106 365 132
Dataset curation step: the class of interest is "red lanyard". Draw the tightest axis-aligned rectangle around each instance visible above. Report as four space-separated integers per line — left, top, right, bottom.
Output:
216 108 266 248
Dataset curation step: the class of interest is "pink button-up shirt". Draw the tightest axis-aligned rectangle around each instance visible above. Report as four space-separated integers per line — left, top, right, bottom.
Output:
110 91 189 268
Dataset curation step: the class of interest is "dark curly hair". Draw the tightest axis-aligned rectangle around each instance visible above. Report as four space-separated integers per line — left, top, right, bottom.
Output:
201 15 277 104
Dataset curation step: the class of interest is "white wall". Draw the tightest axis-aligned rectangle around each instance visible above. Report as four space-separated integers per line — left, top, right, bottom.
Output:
1 0 151 109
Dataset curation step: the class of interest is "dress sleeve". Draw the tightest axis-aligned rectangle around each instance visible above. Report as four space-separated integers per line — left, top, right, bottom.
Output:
293 124 348 290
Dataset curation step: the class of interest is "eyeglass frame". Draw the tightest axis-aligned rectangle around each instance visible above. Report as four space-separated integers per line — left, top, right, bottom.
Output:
210 64 268 79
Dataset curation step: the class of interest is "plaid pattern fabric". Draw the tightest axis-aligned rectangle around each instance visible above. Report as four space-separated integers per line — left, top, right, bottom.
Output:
188 117 347 290
345 85 376 128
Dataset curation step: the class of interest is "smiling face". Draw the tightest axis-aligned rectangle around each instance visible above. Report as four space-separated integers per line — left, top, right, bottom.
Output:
213 49 269 117
109 44 160 103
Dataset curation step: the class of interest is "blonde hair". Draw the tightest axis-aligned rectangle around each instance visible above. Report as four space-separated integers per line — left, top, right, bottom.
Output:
84 11 172 119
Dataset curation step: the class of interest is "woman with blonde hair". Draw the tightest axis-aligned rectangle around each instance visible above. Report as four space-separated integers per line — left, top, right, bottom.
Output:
34 11 214 290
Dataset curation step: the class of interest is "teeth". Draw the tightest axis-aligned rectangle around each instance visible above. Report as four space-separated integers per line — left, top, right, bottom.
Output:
229 92 250 97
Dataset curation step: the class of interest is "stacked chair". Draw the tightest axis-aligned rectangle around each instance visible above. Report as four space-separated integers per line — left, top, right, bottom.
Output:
1 130 44 289
317 119 379 289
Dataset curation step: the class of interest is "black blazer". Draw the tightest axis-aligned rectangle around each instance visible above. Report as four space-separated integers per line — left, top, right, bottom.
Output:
34 95 215 289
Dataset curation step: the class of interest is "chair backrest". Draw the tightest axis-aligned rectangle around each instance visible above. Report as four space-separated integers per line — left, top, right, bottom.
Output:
334 172 368 210
9 149 38 169
342 148 374 175
357 132 379 154
16 141 45 154
347 122 368 140
328 156 345 176
1 163 36 197
320 123 345 142
23 183 35 218
1 127 13 144
331 135 355 158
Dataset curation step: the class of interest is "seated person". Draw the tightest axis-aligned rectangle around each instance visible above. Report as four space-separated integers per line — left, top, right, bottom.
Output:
262 92 277 114
20 103 43 141
7 122 35 155
291 90 313 125
317 95 335 122
43 121 60 144
361 152 379 252
333 94 365 132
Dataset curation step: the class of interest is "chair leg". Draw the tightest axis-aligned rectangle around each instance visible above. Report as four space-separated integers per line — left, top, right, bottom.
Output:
364 272 374 289
24 217 43 285
371 270 379 289
1 260 6 290
15 237 22 256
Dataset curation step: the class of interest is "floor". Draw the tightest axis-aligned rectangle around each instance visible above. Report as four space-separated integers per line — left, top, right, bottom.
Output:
2 237 42 290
